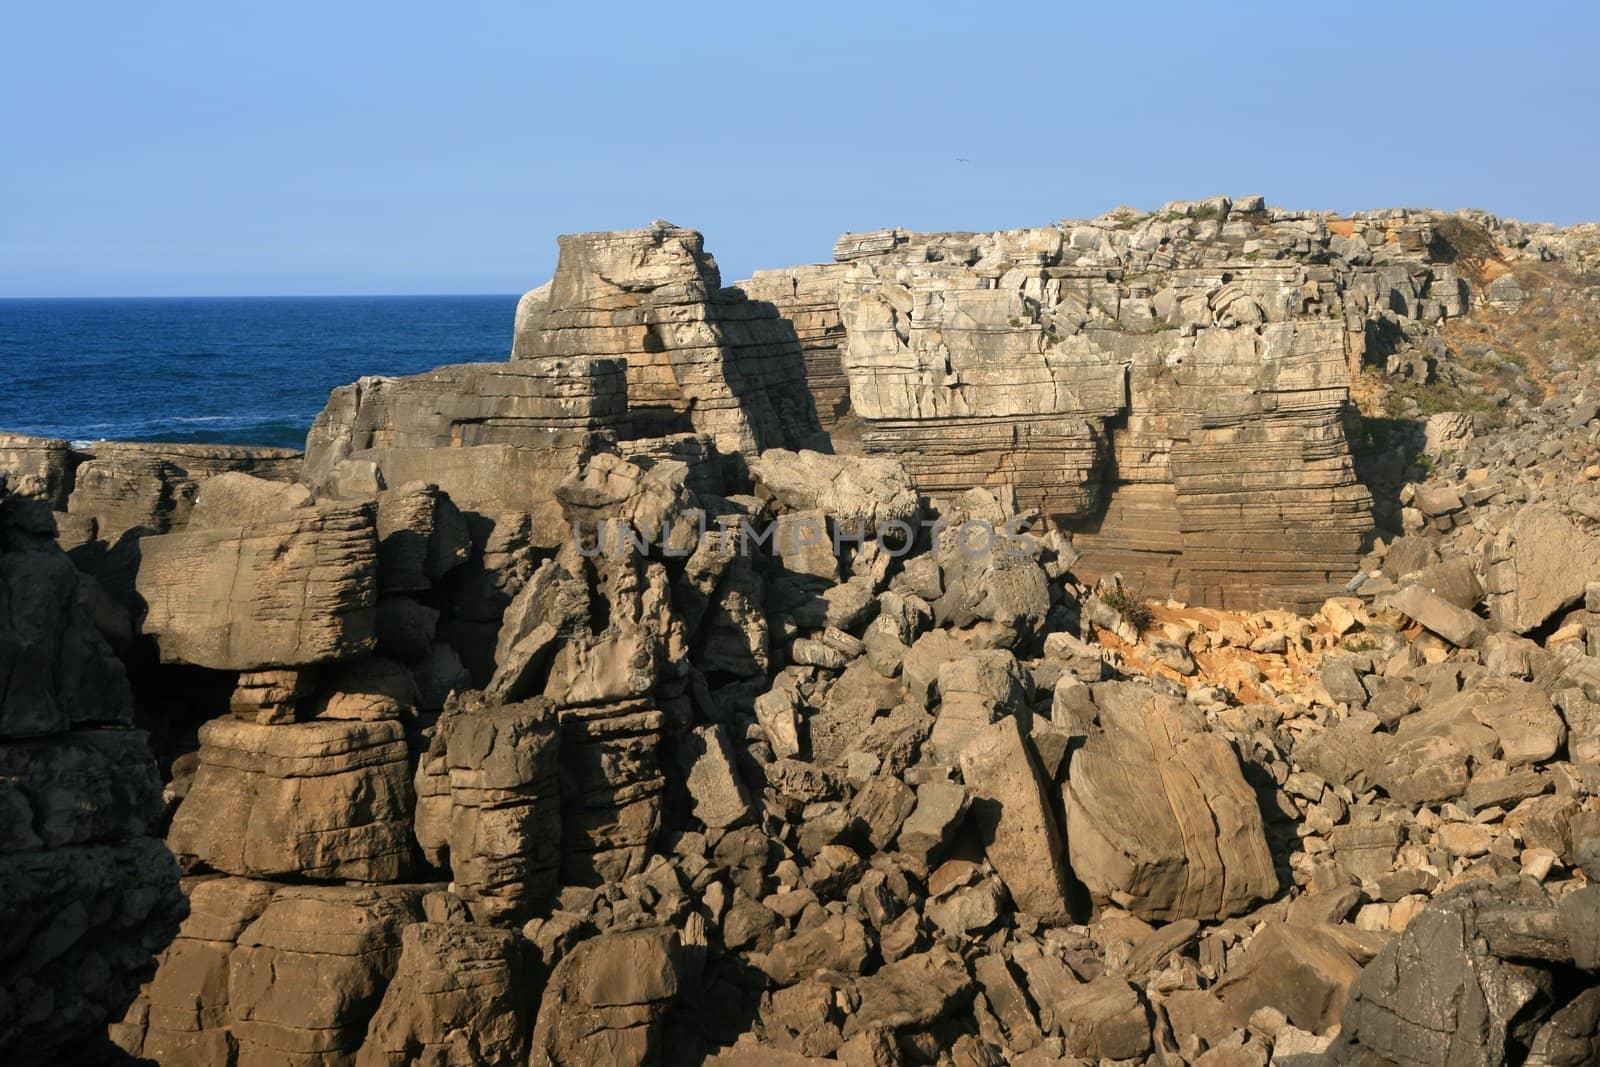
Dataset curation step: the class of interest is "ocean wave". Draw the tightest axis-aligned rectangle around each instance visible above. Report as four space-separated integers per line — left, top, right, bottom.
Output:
27 412 312 448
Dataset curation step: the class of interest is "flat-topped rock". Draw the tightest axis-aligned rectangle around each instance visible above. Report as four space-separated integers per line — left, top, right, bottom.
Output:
516 222 825 461
167 717 414 881
136 499 378 670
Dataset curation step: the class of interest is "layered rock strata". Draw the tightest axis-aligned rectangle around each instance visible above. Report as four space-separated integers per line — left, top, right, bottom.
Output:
136 498 380 670
513 222 827 461
738 203 1528 608
3 200 1600 1065
303 223 826 555
0 486 184 1057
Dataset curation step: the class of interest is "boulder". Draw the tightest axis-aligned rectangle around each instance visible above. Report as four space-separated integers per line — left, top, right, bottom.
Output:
896 781 970 866
933 534 1051 650
1328 893 1560 1065
1388 583 1486 648
1433 676 1565 768
759 913 871 986
1369 702 1495 805
678 724 755 830
842 947 975 1037
1487 504 1600 634
167 718 414 882
1052 977 1152 1061
302 358 630 548
1065 682 1278 920
527 926 687 1067
137 500 379 670
751 449 921 536
1213 922 1361 1034
374 480 471 593
356 922 534 1066
958 716 1072 924
227 885 425 1066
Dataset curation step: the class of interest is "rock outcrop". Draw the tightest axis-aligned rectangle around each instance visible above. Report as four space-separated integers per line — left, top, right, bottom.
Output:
0 486 184 1058
514 223 827 463
136 496 379 670
115 878 426 1066
741 205 1508 609
5 199 1600 1065
304 223 826 553
167 717 415 881
302 356 630 547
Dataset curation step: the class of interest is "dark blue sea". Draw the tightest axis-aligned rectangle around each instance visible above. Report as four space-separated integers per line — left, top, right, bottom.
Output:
0 295 518 450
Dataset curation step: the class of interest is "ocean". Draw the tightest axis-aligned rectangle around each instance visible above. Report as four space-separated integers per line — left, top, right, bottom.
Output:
0 295 518 450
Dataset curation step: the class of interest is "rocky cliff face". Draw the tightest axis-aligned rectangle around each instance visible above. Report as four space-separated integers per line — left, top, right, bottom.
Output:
4 200 1600 1066
741 199 1533 610
515 223 828 462
0 481 185 1059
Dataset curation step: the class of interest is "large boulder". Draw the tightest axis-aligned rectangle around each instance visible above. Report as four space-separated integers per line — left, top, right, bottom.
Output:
137 500 379 670
932 532 1051 649
1486 503 1600 634
1326 889 1586 1066
526 925 688 1066
1065 681 1278 920
115 879 426 1067
957 715 1072 923
1432 676 1565 768
225 884 425 1066
751 449 921 536
356 922 534 1066
1213 921 1362 1034
167 718 415 882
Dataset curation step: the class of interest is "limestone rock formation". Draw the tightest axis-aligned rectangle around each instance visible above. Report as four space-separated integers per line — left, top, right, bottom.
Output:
526 925 686 1066
167 717 414 881
302 357 629 547
303 223 827 556
69 440 301 541
115 878 426 1065
515 222 827 462
741 206 1450 609
440 699 562 924
137 498 379 670
0 433 76 508
6 200 1600 1065
957 715 1072 924
0 486 184 1058
356 921 534 1066
750 447 921 536
1065 681 1278 921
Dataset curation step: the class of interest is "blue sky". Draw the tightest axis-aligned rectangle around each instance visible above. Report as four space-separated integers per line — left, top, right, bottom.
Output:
2 0 1596 297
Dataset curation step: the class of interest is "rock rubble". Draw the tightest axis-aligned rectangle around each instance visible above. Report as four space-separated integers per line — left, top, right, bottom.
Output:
2 198 1599 1065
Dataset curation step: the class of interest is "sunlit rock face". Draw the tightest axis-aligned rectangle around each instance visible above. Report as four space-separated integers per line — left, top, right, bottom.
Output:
734 202 1471 610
